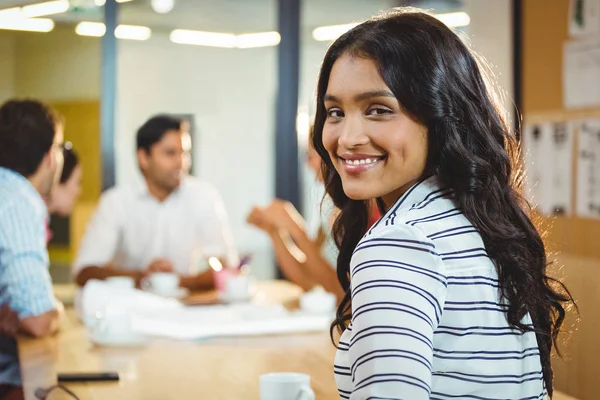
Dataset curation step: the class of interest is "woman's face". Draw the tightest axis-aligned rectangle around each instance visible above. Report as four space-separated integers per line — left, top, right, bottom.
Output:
50 165 82 216
322 54 428 208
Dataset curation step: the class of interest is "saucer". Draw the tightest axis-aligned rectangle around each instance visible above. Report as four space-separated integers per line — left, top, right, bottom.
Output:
217 291 253 304
144 287 189 300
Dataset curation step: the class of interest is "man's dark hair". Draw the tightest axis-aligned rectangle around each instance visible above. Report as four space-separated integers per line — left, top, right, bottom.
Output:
136 115 182 153
0 99 63 177
60 143 79 184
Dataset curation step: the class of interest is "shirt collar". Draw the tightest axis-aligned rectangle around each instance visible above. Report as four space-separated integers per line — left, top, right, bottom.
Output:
134 175 151 197
134 175 187 200
376 175 446 226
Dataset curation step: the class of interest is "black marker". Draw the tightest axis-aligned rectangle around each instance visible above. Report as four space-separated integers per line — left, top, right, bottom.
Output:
57 372 120 382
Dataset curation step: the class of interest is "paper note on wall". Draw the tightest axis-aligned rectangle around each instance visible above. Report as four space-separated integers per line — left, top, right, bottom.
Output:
523 122 574 216
564 37 600 108
576 119 600 218
569 0 600 37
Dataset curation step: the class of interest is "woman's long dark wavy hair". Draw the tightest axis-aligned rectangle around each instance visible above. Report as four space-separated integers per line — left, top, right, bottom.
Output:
312 9 575 395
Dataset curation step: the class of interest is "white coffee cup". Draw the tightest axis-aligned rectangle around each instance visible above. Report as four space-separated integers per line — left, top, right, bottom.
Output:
105 276 135 290
143 272 180 295
224 274 255 303
260 373 315 400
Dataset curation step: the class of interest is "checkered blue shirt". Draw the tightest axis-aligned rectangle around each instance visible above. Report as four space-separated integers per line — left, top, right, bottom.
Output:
0 167 56 319
0 167 57 385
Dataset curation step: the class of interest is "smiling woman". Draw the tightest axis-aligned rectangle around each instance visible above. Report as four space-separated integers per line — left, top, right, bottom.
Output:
322 57 428 207
312 8 575 400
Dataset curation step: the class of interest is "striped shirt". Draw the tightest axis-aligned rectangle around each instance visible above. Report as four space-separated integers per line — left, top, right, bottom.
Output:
0 167 57 385
334 176 546 400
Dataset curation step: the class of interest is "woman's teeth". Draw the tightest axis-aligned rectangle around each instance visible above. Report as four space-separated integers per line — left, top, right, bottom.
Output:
343 157 380 165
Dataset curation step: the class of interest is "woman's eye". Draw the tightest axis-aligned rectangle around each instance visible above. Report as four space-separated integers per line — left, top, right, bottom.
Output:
327 109 344 118
367 107 392 116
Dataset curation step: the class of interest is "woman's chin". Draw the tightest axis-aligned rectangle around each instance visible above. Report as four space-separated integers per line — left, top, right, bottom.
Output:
342 185 378 201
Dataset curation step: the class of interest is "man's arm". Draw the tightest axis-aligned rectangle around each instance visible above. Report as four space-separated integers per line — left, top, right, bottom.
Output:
0 304 19 337
0 302 60 338
75 266 143 287
179 269 214 291
76 259 176 287
20 302 63 338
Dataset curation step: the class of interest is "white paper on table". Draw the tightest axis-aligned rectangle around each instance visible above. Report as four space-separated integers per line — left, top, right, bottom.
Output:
78 280 331 341
77 279 183 326
523 122 574 216
564 36 600 109
576 119 600 218
131 304 332 340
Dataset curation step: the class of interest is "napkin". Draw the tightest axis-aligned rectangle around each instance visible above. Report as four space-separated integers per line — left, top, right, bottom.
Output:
78 280 331 341
76 279 182 326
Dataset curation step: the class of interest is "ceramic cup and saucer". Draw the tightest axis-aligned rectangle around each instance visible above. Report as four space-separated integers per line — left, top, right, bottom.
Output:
141 272 189 299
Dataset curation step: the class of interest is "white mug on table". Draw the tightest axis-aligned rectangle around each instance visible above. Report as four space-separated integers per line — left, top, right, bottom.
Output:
141 272 180 295
224 273 255 302
260 373 315 400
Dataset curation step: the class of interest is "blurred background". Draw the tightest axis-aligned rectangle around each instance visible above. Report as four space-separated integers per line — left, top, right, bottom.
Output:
0 0 596 398
0 0 513 280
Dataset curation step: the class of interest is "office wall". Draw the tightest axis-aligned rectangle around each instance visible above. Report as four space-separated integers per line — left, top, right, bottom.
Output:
464 0 514 121
523 0 599 398
0 33 15 104
13 26 101 101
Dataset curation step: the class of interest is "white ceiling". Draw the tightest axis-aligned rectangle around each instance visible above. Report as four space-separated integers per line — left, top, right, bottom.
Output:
1 0 463 33
116 0 398 32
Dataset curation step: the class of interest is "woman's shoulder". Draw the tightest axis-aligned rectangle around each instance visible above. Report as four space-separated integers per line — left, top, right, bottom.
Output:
372 194 472 243
356 218 442 266
352 216 448 292
363 201 448 246
361 216 435 245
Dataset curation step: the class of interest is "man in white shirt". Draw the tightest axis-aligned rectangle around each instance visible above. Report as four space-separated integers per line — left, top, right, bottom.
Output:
74 115 237 290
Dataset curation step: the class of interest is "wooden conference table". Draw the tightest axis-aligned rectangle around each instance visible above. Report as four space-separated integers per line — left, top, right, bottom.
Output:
17 281 339 400
17 280 580 400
